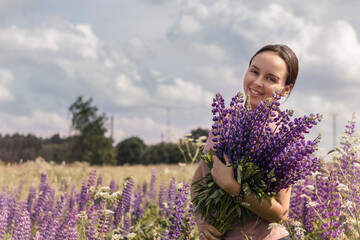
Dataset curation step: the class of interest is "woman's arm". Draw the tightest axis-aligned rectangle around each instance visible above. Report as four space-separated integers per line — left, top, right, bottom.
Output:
211 155 291 223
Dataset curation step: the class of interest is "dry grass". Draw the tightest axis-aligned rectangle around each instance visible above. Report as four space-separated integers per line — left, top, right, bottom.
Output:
0 157 199 199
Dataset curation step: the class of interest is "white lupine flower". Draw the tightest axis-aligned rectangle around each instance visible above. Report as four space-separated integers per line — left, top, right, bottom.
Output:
354 162 360 168
162 202 169 209
100 186 111 192
110 192 120 200
294 226 306 239
291 221 302 227
268 223 282 229
338 232 349 240
294 179 305 186
103 209 115 216
126 233 136 239
337 183 349 192
305 185 315 191
307 201 319 208
177 182 184 189
300 194 312 201
111 235 121 240
342 200 354 209
76 211 88 220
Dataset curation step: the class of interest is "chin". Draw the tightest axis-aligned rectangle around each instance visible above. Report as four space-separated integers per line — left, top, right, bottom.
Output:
250 101 259 109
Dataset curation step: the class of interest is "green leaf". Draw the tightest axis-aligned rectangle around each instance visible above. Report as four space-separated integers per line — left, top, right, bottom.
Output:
242 182 251 195
237 165 243 183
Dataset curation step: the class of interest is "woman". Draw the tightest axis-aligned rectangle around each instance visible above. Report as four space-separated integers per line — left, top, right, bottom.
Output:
191 44 298 240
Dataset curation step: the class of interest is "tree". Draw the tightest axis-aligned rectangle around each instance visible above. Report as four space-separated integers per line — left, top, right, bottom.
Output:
69 96 116 165
116 137 146 165
190 127 210 140
141 142 183 165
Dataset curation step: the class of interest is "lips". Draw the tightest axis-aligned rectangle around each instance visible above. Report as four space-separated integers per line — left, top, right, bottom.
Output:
249 88 263 96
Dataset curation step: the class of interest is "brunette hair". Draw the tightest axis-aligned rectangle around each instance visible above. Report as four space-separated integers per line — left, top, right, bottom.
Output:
249 44 299 90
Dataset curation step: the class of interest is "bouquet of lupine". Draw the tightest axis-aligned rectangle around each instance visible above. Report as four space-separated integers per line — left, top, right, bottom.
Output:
192 91 322 233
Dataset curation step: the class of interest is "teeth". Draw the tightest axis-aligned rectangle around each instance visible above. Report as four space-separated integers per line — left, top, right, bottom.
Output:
250 88 262 95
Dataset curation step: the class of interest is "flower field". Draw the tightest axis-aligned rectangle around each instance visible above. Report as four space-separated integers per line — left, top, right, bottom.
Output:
0 118 360 239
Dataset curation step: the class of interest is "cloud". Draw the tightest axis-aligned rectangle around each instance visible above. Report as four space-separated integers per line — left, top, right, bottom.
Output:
114 116 184 144
324 20 360 82
0 0 359 151
156 77 213 106
0 69 15 102
0 110 69 138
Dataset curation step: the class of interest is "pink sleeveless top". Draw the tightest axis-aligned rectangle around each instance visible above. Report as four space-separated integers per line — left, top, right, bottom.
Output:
200 132 289 240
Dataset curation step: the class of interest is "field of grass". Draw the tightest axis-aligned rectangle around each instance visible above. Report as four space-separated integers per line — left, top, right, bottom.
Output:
0 157 198 200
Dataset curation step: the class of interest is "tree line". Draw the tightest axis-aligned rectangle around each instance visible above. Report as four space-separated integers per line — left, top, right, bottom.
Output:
0 96 209 165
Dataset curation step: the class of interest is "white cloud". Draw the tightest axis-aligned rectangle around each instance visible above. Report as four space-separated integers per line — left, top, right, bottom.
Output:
0 69 15 102
324 20 360 81
156 77 213 106
0 110 69 137
0 22 98 60
114 74 151 107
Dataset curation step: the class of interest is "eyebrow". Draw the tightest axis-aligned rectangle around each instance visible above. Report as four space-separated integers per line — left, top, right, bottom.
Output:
250 65 280 80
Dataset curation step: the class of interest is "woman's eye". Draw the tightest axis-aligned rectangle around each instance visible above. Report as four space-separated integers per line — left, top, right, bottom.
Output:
250 69 258 74
267 77 276 82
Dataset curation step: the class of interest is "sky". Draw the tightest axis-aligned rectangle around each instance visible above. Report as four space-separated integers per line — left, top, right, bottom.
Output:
0 0 360 157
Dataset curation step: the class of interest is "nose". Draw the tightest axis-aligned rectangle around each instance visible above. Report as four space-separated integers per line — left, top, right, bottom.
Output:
253 75 263 87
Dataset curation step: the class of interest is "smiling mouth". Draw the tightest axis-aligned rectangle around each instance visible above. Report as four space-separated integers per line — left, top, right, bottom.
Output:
249 88 263 95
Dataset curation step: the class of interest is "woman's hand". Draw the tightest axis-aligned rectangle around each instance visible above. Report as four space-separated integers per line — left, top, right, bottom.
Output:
211 154 241 195
196 216 223 240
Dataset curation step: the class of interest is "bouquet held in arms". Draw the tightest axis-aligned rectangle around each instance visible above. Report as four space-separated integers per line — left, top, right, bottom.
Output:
192 91 322 233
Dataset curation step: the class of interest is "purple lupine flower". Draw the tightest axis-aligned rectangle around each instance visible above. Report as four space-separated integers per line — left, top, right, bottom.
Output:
183 203 196 239
6 195 17 232
38 211 53 240
33 184 50 223
211 92 321 192
0 191 7 210
166 177 176 217
122 214 131 237
55 209 78 240
86 211 97 240
158 182 167 216
97 211 110 237
114 177 134 228
44 187 55 212
132 184 144 223
68 185 77 212
162 182 189 239
27 186 36 213
0 205 9 239
149 168 157 202
96 174 103 187
109 179 116 191
78 169 97 212
42 195 66 239
12 204 31 240
142 181 148 199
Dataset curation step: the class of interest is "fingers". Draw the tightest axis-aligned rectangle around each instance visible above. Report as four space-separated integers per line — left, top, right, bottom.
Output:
207 224 223 237
198 223 223 240
212 154 230 166
223 154 230 165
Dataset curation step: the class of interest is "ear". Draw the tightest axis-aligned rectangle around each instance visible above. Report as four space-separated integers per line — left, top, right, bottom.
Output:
281 83 293 97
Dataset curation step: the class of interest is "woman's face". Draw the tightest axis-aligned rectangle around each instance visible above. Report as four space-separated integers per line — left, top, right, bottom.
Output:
243 51 292 109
